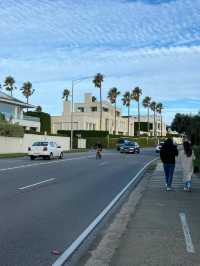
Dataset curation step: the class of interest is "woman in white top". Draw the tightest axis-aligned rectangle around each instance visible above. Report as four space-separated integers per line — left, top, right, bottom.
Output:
180 141 195 192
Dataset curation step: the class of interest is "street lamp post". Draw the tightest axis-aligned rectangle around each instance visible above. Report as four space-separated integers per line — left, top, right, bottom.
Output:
70 75 94 150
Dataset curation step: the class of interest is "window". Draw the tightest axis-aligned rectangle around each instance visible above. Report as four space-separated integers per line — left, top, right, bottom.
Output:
91 107 97 112
103 107 109 112
32 142 48 146
0 102 16 120
77 107 84 112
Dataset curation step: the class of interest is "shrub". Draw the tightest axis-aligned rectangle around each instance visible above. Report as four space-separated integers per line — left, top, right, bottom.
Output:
0 122 24 137
0 112 6 122
57 130 109 138
25 111 51 134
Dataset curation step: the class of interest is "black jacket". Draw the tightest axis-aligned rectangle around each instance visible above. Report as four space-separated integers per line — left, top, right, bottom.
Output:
160 139 178 164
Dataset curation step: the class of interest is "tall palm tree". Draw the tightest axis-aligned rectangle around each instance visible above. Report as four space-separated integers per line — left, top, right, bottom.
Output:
62 88 70 101
3 76 17 96
108 87 120 134
122 91 131 136
93 73 104 131
156 102 164 137
21 81 35 111
150 101 157 137
142 96 151 135
131 86 142 136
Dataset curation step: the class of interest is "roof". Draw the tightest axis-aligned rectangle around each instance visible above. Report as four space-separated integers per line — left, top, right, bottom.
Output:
0 91 35 108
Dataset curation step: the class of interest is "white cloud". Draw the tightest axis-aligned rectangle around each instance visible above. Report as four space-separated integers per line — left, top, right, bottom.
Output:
0 0 200 123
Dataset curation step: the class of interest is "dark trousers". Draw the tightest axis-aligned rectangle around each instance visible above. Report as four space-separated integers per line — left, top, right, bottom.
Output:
163 164 175 187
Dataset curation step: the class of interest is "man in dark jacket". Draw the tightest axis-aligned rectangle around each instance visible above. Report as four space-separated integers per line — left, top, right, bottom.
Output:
160 138 179 191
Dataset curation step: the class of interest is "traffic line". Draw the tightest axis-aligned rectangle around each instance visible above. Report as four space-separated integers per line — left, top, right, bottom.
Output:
52 157 158 266
99 162 109 166
179 212 195 253
18 178 55 190
0 156 94 172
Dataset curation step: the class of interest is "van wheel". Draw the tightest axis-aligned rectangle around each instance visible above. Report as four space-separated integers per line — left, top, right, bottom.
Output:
30 156 35 160
59 152 64 159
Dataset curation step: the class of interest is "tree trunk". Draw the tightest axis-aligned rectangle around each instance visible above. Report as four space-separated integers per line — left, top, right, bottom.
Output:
128 105 130 136
100 85 102 131
161 113 163 137
147 106 150 135
154 110 156 137
27 97 29 112
138 100 140 136
114 101 117 134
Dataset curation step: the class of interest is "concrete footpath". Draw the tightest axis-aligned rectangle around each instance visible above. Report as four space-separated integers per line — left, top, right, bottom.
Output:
84 160 200 266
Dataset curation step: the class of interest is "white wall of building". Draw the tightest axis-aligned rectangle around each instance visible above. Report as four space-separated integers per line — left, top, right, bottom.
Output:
0 134 70 154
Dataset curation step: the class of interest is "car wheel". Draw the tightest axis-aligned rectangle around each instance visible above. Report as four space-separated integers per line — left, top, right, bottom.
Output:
30 156 35 160
49 153 53 160
59 152 64 159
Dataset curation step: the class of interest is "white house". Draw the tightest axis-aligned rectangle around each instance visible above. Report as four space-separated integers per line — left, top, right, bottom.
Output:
51 93 166 136
0 91 40 132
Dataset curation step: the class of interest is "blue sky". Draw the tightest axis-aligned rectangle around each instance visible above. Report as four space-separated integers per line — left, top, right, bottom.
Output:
0 0 200 124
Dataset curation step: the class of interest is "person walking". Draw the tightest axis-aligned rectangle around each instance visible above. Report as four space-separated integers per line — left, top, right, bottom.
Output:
160 138 179 191
180 141 195 192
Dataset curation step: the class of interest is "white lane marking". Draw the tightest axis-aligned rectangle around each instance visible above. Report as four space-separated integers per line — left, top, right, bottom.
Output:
18 178 55 190
179 212 195 253
52 157 158 266
99 162 109 166
0 156 94 172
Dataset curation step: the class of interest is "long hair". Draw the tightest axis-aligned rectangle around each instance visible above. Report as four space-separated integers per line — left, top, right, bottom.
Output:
183 141 192 157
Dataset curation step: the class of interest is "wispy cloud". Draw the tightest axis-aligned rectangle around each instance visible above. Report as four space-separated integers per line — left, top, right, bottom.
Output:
0 0 200 123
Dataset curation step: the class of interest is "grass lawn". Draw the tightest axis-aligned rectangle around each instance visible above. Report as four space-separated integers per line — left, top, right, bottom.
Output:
0 153 27 158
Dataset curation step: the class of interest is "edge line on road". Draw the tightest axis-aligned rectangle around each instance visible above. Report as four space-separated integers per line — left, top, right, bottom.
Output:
52 157 158 266
18 178 55 190
179 212 195 253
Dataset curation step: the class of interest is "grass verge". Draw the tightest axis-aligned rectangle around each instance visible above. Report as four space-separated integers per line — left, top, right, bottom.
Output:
0 153 27 158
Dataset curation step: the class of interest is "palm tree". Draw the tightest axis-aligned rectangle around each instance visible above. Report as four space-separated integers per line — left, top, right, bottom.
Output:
108 87 120 134
142 96 151 135
156 102 164 137
150 101 157 137
93 73 104 131
3 76 17 96
62 89 70 101
92 96 97 102
21 81 35 111
131 86 142 136
35 106 42 112
122 91 131 136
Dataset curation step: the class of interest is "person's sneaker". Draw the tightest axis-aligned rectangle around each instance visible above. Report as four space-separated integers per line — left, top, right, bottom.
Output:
184 187 188 191
166 187 172 191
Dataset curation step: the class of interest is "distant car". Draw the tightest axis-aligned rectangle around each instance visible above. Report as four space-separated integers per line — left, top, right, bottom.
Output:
28 141 64 160
156 142 164 153
120 141 140 154
116 139 129 151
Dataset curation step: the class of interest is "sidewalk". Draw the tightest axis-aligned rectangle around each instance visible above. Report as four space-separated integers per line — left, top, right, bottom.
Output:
110 160 200 266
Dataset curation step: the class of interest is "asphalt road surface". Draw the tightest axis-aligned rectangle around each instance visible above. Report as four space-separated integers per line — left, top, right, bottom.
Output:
0 149 157 266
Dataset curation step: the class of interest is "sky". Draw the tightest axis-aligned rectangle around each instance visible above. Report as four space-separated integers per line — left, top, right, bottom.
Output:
0 0 200 125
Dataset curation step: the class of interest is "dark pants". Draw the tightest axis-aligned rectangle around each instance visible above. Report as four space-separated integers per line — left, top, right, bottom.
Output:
163 164 175 187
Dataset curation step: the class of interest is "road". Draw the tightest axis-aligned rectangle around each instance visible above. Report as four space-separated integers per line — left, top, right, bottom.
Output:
0 149 157 266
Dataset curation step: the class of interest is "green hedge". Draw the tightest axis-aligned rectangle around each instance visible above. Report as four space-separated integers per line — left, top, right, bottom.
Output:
0 122 24 137
57 130 109 138
25 111 51 134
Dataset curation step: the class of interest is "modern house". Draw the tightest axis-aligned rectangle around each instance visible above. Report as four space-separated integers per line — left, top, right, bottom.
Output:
0 91 40 132
51 93 166 136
